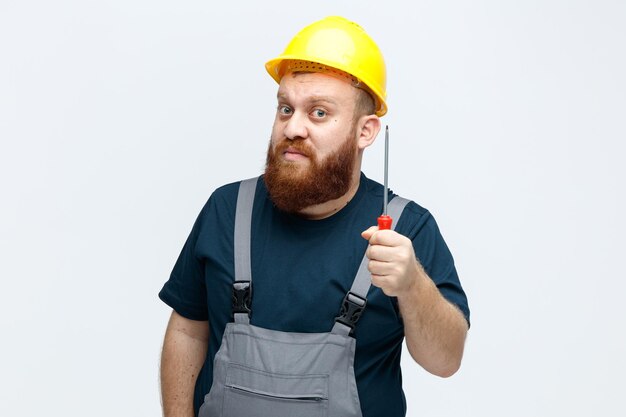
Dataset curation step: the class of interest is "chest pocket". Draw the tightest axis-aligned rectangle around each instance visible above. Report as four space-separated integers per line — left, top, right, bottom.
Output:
222 363 328 417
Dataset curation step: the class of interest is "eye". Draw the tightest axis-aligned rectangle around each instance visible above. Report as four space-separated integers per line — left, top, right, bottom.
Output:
311 108 327 118
278 105 292 115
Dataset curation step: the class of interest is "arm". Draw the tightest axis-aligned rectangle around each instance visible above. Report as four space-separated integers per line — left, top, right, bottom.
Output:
396 265 468 377
160 310 209 417
362 227 468 378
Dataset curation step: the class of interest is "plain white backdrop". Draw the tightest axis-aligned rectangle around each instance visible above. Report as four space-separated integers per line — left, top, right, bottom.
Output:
1 1 625 416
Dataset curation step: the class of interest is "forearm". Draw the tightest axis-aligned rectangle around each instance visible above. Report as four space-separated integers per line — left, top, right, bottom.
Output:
398 267 468 378
160 311 209 417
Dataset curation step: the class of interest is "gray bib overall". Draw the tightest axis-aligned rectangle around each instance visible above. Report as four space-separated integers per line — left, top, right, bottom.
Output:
198 177 409 417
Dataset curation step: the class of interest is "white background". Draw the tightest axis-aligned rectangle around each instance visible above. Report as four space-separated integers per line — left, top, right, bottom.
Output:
1 1 625 416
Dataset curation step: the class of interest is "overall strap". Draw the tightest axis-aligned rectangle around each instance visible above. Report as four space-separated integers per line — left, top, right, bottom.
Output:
333 196 411 336
233 176 259 324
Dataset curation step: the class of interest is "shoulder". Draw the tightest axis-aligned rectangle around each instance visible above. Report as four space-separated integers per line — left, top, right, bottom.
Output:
204 177 261 209
395 200 435 239
400 199 431 225
397 198 429 220
196 177 262 225
210 180 243 203
361 175 432 236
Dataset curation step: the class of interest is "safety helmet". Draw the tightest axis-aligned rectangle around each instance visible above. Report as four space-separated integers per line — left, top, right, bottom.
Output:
265 16 388 117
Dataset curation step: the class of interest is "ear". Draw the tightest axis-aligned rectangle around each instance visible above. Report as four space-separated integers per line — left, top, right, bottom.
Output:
356 114 382 150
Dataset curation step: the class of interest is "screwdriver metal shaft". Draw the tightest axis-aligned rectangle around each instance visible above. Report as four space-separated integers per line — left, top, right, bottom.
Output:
377 125 392 230
383 125 389 215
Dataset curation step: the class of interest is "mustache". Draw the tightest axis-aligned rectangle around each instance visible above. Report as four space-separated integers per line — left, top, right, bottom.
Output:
273 139 313 158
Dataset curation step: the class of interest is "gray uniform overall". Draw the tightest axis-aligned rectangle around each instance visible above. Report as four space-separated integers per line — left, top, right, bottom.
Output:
198 177 410 417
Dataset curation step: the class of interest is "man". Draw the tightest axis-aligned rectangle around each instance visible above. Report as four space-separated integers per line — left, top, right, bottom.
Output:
159 16 469 417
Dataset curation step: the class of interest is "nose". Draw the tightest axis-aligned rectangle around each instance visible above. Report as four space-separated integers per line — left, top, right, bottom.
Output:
283 111 308 141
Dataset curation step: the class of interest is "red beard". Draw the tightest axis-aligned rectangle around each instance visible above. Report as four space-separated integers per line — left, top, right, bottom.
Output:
264 133 357 214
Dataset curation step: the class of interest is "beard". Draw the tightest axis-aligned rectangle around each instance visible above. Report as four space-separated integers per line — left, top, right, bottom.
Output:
264 130 358 214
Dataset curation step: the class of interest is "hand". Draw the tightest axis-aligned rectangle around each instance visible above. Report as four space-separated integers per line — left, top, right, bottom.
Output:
361 226 422 297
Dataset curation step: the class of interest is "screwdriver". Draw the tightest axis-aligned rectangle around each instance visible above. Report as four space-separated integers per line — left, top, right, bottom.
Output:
377 125 392 230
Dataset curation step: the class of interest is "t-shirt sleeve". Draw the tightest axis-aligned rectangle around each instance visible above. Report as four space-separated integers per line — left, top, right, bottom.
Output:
404 207 470 327
158 202 210 321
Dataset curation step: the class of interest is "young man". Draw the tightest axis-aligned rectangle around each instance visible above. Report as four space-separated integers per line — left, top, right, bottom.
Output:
159 16 469 417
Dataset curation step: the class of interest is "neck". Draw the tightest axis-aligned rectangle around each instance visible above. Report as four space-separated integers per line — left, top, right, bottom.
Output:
296 168 362 220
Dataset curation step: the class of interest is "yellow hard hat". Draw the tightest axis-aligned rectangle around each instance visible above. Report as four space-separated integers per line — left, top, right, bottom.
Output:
265 16 388 117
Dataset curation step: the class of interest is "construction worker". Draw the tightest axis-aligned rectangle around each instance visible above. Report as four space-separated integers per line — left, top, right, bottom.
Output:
159 16 470 417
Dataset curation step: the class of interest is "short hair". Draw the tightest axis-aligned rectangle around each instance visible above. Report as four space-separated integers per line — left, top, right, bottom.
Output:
353 87 376 121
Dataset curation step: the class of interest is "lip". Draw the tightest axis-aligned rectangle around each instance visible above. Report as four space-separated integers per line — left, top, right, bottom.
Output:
283 147 309 161
285 146 306 155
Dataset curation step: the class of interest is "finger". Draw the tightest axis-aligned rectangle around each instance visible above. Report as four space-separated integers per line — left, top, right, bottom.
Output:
371 275 397 297
370 274 388 289
361 226 379 241
367 259 395 276
368 230 409 247
366 244 397 262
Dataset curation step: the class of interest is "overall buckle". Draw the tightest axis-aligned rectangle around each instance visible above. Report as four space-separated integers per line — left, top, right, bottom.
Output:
335 292 367 335
232 281 252 316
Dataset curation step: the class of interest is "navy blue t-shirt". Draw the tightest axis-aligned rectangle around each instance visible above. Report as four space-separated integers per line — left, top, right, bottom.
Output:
159 173 470 417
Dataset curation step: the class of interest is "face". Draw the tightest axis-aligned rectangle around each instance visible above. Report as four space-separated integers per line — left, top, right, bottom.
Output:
264 72 362 213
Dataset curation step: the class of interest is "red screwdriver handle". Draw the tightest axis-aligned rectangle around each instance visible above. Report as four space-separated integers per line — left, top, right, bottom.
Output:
377 215 392 230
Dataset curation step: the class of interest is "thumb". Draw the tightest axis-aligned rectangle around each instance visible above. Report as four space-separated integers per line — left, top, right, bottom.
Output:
361 225 379 241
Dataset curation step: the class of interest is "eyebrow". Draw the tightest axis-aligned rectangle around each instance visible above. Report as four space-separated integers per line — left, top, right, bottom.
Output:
308 96 338 105
276 93 338 106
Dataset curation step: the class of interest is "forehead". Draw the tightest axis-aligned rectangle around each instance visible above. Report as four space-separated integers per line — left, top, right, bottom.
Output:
277 72 358 104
